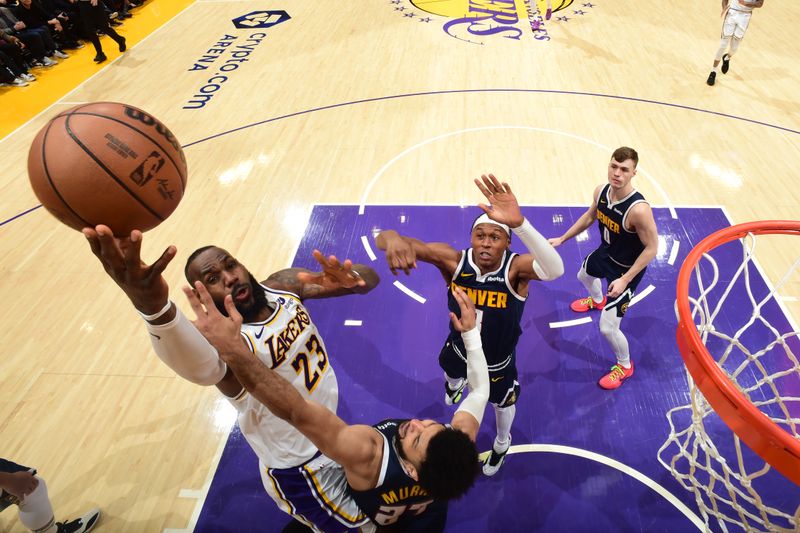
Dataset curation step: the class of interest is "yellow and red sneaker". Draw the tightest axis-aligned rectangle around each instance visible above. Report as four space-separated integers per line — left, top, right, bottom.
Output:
598 362 634 390
570 295 607 312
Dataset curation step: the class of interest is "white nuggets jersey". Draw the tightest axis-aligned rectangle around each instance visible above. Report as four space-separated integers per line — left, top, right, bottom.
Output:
232 284 338 469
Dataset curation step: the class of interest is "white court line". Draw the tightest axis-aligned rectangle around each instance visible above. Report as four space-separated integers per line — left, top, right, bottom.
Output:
668 240 681 266
780 296 800 302
344 320 363 326
358 125 677 219
361 235 377 261
549 317 593 328
477 444 704 530
630 284 655 306
165 403 236 533
393 280 426 304
0 1 197 145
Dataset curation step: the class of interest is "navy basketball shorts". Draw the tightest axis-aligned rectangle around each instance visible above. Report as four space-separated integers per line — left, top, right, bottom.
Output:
582 247 646 318
0 458 35 512
438 340 520 407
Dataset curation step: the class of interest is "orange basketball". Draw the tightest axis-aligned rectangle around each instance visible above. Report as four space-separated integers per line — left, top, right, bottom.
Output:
27 102 188 235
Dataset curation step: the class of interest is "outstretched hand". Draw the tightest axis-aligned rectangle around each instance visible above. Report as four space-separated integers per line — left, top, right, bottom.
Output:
83 225 176 314
183 281 244 358
450 286 477 332
296 249 366 290
474 174 524 228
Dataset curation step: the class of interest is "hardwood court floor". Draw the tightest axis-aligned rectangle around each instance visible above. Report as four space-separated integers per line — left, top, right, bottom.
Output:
1 1 799 531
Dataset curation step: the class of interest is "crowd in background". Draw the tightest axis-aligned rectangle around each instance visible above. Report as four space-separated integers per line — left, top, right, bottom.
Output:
0 0 147 88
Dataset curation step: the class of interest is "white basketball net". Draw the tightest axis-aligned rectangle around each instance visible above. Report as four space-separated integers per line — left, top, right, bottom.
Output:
658 231 800 532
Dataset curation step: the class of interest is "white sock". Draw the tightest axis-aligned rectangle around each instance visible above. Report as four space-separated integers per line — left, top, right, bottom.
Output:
599 308 630 367
577 267 604 302
18 476 56 533
493 404 515 449
444 373 465 390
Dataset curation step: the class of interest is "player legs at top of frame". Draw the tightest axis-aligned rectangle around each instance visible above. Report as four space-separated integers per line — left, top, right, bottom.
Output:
532 0 553 30
706 0 764 86
82 226 383 532
376 175 564 477
548 147 658 390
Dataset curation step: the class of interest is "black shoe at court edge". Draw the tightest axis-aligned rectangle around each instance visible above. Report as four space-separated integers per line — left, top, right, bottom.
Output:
56 508 100 533
721 53 731 74
706 71 716 86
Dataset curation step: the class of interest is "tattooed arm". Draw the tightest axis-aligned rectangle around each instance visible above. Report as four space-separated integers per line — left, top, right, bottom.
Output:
263 249 379 300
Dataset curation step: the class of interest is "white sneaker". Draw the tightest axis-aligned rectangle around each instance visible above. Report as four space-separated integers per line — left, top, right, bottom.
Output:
42 56 57 66
20 73 36 82
53 50 69 59
4 77 29 87
482 436 511 476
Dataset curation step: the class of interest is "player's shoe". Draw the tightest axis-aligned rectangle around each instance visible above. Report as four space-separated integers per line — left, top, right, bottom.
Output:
570 295 606 312
598 362 634 390
482 436 511 476
444 379 467 406
721 54 731 74
545 7 552 20
57 508 100 533
706 71 716 86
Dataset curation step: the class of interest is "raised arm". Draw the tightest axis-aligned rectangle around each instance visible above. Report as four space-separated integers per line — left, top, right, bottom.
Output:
185 281 383 487
548 184 603 247
449 287 488 441
375 230 461 277
474 174 563 282
264 249 380 300
83 225 231 391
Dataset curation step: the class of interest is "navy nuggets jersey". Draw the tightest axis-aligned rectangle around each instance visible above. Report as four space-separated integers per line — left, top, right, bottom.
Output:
447 249 526 367
349 420 438 529
595 184 648 267
233 284 339 469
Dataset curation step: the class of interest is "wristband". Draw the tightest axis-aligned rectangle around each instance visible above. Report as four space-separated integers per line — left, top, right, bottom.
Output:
138 300 172 321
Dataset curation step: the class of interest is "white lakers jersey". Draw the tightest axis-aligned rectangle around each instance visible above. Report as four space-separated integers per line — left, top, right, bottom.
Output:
728 0 755 13
231 284 339 469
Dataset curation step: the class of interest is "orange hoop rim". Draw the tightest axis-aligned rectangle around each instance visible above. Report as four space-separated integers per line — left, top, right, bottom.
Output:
676 220 800 486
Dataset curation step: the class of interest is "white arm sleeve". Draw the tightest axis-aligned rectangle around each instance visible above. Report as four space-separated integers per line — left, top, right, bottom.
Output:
144 306 227 386
456 328 489 425
512 218 564 281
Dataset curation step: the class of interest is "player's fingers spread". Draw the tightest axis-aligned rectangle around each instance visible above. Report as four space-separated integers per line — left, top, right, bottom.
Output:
95 225 125 267
83 228 102 256
193 280 216 309
327 255 342 270
122 230 143 268
475 177 491 197
311 249 325 266
224 294 243 325
182 285 205 315
449 311 462 331
151 245 177 277
488 173 503 189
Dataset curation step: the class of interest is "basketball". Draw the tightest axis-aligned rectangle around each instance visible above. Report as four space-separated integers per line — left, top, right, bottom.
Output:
27 102 188 235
